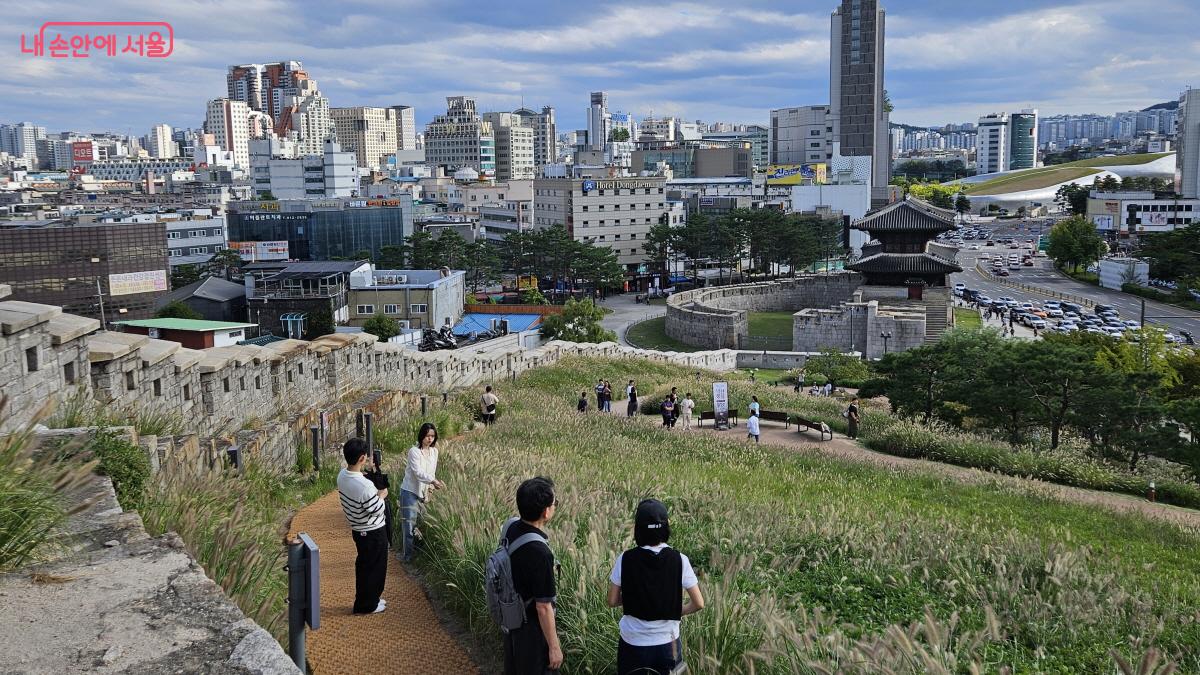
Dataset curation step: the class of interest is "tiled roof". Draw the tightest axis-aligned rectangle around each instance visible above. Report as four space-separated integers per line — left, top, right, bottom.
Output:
851 198 957 233
846 252 963 274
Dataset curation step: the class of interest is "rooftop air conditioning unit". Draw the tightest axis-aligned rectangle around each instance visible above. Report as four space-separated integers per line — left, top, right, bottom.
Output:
395 320 410 329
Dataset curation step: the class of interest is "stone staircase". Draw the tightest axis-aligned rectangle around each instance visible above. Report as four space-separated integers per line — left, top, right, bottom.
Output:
923 299 948 344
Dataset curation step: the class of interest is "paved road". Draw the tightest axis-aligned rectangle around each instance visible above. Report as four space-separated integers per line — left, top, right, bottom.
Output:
950 246 1200 336
598 292 666 346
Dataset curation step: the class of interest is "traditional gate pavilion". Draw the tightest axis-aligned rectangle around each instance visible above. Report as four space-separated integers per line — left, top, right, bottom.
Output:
846 198 963 297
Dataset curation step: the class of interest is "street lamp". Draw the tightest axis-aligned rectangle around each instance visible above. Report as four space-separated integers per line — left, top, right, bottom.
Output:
880 331 892 355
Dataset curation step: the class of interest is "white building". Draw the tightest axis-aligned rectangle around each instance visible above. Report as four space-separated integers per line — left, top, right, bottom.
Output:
1178 88 1200 199
278 78 334 156
638 116 676 142
0 122 45 164
424 96 496 176
479 199 532 242
482 113 535 181
791 183 871 251
513 106 556 168
87 158 195 181
587 91 609 151
148 124 176 158
769 105 832 165
390 105 417 151
977 112 1010 174
249 138 358 200
330 106 398 169
448 179 533 213
205 98 252 169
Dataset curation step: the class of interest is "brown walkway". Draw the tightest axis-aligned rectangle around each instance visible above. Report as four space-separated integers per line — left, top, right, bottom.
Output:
288 491 481 675
696 421 1200 529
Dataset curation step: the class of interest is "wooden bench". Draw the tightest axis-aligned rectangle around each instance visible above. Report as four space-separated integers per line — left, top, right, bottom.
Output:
698 409 739 427
793 416 833 441
758 410 790 429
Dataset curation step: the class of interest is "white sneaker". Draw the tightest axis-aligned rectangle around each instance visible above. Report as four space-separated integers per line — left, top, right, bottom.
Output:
379 598 387 607
372 601 386 613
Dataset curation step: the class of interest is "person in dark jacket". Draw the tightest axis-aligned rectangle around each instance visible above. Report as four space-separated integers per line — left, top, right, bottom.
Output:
606 499 705 675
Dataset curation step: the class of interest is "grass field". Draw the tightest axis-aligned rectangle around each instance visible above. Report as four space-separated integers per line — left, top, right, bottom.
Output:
401 357 1200 674
953 307 982 328
962 152 1172 196
747 311 795 339
624 316 703 352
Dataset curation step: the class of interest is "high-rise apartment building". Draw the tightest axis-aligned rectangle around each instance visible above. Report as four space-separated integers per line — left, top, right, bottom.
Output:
513 106 556 168
205 99 252 169
389 105 417 151
226 61 308 126
249 138 358 199
148 123 176 158
1008 109 1038 170
424 97 495 176
0 122 45 165
482 113 535 181
276 78 334 156
829 0 890 204
587 92 609 151
977 113 1010 175
638 116 676 142
330 107 398 169
769 105 832 165
1178 89 1200 199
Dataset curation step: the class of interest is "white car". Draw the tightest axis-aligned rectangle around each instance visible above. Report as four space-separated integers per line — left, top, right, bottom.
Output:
1122 320 1140 329
1043 301 1061 310
970 244 981 250
977 295 992 305
1044 308 1064 318
954 282 966 296
1029 318 1047 329
1019 302 1035 312
1102 326 1124 337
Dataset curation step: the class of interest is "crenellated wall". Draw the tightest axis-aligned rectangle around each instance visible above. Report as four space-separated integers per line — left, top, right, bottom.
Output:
792 300 926 359
665 273 863 348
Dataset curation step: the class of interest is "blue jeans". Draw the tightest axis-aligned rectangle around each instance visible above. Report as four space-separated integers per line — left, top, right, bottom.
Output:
617 637 682 675
399 488 422 562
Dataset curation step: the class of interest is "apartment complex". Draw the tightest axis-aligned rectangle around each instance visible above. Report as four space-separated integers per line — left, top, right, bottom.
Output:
330 106 398 169
1178 88 1200 199
513 106 556 167
226 61 308 126
204 99 252 169
148 124 176 158
424 97 496 176
390 105 417 151
483 112 535 180
977 109 1040 174
533 176 669 272
249 138 358 200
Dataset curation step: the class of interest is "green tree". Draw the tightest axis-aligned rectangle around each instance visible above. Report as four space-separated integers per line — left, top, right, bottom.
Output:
539 298 616 343
572 241 625 294
521 287 548 305
907 182 957 209
434 230 469 269
462 240 501 293
804 348 870 388
362 315 401 341
1015 336 1108 449
609 127 630 142
1136 222 1200 281
170 264 202 290
1046 215 1107 273
207 248 245 281
1053 183 1089 215
304 307 336 340
954 192 971 221
155 300 203 320
376 244 407 269
642 220 675 284
405 231 440 269
672 213 709 281
258 191 276 200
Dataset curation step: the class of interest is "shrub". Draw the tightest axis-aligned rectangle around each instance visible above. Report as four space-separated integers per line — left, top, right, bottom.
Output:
90 430 151 511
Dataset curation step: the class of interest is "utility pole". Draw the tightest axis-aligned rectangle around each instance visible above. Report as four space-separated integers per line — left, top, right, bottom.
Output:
95 278 107 330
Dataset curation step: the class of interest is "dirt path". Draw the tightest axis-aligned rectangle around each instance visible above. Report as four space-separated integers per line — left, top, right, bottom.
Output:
694 421 1200 530
288 491 481 675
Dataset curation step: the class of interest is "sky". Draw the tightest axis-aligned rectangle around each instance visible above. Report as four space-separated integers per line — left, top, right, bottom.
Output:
2 0 1199 137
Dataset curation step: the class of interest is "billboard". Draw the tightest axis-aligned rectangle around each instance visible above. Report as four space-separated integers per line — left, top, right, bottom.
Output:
766 163 827 185
712 381 729 429
1092 215 1114 230
229 240 290 262
108 270 168 296
71 141 94 163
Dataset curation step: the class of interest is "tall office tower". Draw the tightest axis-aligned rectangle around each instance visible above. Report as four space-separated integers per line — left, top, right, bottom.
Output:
976 113 1010 175
482 112 535 180
276 78 334 156
205 99 252 169
424 96 496 176
1178 89 1200 199
829 0 890 204
587 91 609 151
1008 109 1038 169
513 106 556 168
330 106 399 169
389 105 417 150
226 61 308 126
148 123 176 158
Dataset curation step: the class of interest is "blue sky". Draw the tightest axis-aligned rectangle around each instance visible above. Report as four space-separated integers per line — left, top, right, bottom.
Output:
2 0 1198 136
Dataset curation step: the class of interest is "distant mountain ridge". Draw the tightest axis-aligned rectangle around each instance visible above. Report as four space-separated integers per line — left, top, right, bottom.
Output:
1142 100 1178 111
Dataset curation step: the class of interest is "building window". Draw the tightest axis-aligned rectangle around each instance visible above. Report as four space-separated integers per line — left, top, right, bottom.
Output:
298 363 304 375
127 371 137 391
239 376 246 391
255 375 262 389
410 303 427 314
153 378 162 397
25 347 39 373
63 361 76 384
287 370 294 383
222 376 230 393
168 231 181 239
357 304 375 314
190 247 206 255
384 304 399 314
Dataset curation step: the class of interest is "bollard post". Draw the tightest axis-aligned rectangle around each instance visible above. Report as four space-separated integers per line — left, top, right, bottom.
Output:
287 538 308 674
310 425 320 472
356 409 364 439
1149 481 1157 503
421 395 428 416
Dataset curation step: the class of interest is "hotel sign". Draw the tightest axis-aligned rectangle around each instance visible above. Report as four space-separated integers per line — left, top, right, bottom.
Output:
590 179 661 190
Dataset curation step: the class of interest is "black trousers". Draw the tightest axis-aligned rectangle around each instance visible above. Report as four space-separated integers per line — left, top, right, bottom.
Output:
503 617 557 675
618 638 682 675
351 526 388 614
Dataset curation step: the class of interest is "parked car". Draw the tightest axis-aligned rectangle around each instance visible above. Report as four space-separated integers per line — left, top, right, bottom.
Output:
1122 320 1141 329
1094 304 1116 315
1044 308 1064 318
1104 316 1124 327
997 269 1011 276
1060 301 1083 315
1029 317 1047 329
1044 301 1061 310
1022 259 1034 266
1102 326 1124 337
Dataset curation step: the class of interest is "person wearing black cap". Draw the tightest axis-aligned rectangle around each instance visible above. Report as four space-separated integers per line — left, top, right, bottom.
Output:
606 499 704 675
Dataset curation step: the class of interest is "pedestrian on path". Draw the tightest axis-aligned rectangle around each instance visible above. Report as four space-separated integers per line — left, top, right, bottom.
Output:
399 423 443 563
603 380 613 413
606 499 705 675
748 395 760 418
846 397 860 439
578 391 589 413
626 380 638 418
502 477 563 674
660 397 675 428
595 379 605 411
679 393 695 430
337 438 389 614
482 385 500 426
746 411 761 443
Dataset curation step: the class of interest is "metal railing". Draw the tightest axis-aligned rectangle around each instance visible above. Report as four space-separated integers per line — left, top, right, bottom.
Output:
974 262 1096 309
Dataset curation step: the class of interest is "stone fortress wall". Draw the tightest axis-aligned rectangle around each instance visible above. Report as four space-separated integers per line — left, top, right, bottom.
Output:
665 273 863 349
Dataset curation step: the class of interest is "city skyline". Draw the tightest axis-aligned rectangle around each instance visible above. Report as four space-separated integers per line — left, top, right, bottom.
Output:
1 0 1198 136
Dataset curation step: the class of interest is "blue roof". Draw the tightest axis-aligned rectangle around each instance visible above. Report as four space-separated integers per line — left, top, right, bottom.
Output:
453 313 541 336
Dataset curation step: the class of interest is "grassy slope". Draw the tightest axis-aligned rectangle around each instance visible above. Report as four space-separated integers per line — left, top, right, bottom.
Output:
962 152 1172 196
624 317 703 352
404 357 1200 674
953 307 982 328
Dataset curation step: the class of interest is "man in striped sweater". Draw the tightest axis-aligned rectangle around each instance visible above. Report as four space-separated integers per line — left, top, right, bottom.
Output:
338 438 389 614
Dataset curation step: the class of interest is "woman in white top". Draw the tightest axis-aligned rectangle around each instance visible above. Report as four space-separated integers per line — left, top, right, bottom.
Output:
607 499 704 675
399 422 444 562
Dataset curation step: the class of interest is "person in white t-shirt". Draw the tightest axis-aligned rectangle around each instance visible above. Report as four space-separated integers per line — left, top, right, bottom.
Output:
607 499 704 675
746 411 761 443
679 393 695 430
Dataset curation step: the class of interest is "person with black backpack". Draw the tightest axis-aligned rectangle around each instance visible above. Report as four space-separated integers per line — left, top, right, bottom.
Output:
486 476 562 674
607 499 704 675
